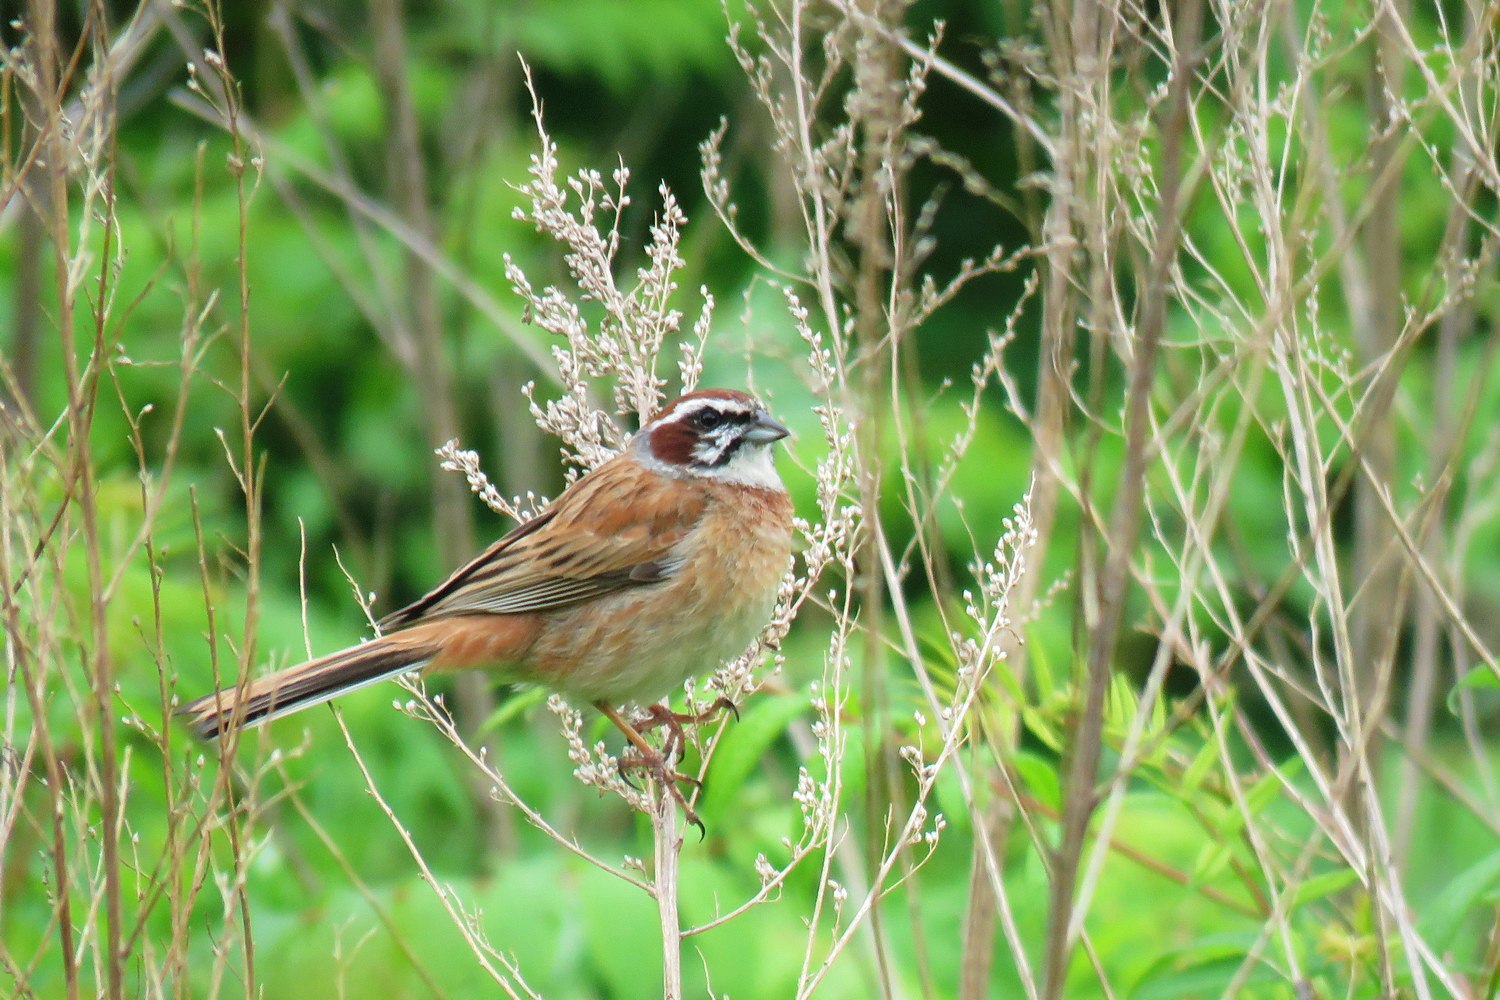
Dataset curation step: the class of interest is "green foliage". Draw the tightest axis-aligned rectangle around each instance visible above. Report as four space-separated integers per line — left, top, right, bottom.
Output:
5 0 1499 996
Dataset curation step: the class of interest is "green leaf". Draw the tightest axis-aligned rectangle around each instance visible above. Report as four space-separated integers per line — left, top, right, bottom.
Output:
1291 868 1360 907
1179 737 1220 798
1244 768 1283 816
1022 706 1064 753
1126 931 1282 998
1012 750 1061 812
1447 664 1500 714
1190 839 1234 885
479 685 546 736
1419 848 1500 947
1030 636 1057 700
698 692 806 827
1105 673 1139 734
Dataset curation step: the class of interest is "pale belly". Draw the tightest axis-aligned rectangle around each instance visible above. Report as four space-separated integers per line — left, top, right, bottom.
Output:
512 494 791 704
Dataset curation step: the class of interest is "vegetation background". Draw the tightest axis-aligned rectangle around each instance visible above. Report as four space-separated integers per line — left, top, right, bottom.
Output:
2 0 1498 997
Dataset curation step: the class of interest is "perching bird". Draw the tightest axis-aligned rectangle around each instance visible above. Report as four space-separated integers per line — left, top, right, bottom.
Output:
181 389 794 825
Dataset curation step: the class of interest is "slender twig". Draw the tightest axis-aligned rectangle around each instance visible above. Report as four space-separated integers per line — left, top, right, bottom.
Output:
651 790 684 1000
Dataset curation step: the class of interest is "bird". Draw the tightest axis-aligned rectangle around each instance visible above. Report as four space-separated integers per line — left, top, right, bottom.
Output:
180 388 794 827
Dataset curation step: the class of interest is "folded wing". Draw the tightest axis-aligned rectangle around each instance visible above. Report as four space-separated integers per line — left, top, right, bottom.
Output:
379 455 707 629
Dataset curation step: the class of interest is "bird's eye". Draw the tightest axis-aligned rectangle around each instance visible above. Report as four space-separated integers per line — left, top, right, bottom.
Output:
696 409 723 430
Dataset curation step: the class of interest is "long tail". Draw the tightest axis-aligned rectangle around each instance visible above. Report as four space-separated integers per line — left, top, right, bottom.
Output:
179 632 440 740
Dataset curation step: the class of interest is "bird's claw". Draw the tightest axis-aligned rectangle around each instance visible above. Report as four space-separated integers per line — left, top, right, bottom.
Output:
637 697 741 756
617 749 705 831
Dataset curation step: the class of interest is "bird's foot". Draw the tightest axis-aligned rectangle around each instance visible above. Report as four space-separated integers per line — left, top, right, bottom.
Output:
636 697 740 761
617 748 705 837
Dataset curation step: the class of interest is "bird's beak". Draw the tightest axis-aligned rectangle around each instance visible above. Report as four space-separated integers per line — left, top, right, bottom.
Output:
746 410 791 444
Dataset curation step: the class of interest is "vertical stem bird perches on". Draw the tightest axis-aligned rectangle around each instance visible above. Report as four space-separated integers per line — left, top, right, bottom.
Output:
651 784 684 1000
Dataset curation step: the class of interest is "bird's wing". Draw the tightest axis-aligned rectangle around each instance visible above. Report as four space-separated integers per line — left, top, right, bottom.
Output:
379 455 706 629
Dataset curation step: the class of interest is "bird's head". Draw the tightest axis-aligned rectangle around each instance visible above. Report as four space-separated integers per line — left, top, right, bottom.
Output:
636 389 790 488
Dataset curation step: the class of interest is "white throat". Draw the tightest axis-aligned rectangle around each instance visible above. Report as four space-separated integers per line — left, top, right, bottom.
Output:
710 443 784 489
632 434 784 490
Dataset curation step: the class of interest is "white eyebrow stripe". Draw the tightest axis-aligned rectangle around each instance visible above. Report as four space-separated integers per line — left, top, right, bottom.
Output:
659 397 757 423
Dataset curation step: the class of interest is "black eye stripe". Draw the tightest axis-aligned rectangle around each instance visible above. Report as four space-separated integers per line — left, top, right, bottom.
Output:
692 434 746 467
691 407 751 428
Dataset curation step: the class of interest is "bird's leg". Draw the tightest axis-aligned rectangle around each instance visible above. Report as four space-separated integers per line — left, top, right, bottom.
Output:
595 701 704 836
636 697 741 761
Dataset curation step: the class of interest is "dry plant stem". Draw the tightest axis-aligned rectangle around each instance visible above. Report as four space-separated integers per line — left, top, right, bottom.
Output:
198 2 266 989
400 683 651 890
156 8 556 379
283 534 453 1000
369 0 473 583
918 1 1086 995
957 44 1074 1000
1077 394 1291 953
790 566 871 987
0 0 165 231
651 790 684 1000
33 3 126 998
848 5 901 995
1 475 81 1000
109 255 212 993
333 712 538 999
367 0 507 857
1394 0 1492 865
957 802 1002 1000
265 1 417 361
799 543 1031 996
1348 0 1410 798
17 10 78 1000
1298 417 1488 991
966 82 1074 1000
869 514 1041 1000
9 185 41 413
1043 1 1202 992
778 3 913 989
731 3 1044 992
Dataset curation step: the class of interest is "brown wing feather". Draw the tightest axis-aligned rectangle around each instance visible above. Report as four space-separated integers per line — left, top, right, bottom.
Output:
378 506 559 629
379 454 708 630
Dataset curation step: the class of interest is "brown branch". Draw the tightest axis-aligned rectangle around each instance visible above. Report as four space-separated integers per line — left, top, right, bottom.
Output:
1044 1 1205 994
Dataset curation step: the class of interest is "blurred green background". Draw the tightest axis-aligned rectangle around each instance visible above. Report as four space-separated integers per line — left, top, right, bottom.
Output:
3 0 1499 997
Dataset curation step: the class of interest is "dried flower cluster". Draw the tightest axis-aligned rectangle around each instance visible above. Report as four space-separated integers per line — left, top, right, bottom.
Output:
496 65 715 478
